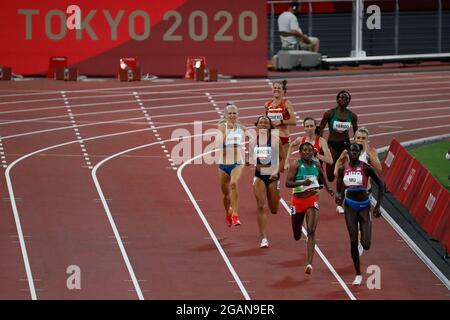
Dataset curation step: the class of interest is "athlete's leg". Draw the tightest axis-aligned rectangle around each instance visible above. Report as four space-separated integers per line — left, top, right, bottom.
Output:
279 143 289 173
305 207 319 266
291 211 306 241
253 178 268 239
344 205 361 275
358 208 372 251
218 169 231 213
229 165 244 217
267 180 281 214
326 145 337 182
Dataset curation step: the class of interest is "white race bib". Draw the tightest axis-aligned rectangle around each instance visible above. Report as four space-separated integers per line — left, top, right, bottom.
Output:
267 112 283 121
343 172 363 187
254 146 271 159
294 175 319 193
333 120 351 133
225 132 243 146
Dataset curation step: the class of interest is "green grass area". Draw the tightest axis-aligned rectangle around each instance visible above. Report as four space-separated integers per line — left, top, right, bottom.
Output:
409 140 450 192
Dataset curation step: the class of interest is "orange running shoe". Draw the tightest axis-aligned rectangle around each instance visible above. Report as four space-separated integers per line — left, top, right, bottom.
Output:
225 213 232 227
232 215 241 226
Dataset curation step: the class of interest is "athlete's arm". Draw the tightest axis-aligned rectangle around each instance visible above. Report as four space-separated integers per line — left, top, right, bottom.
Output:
318 110 331 137
285 137 301 170
367 147 382 173
318 137 334 165
316 160 334 196
215 123 226 148
282 100 297 125
351 111 358 135
336 166 345 206
333 149 348 177
242 125 252 165
365 164 384 217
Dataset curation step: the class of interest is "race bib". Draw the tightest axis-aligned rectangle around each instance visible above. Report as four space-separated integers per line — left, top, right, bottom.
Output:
225 133 242 146
333 120 351 133
294 175 319 193
267 112 283 121
343 172 363 187
254 146 271 159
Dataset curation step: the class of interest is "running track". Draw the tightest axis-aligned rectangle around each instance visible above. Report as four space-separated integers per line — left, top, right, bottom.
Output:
0 69 449 300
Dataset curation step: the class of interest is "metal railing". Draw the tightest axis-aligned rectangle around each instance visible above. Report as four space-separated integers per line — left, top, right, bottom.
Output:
268 0 450 62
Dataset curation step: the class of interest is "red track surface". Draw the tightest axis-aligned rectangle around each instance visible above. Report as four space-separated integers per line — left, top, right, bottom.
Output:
0 68 449 300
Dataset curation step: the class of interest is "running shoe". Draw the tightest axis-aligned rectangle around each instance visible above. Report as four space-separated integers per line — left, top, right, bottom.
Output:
305 264 313 274
260 238 269 248
352 275 363 286
225 213 232 227
232 215 241 226
358 242 364 256
336 205 345 214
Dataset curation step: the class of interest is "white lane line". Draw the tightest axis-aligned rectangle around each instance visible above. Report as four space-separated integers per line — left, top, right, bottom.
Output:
373 135 450 291
206 93 222 116
5 105 447 300
91 132 215 299
3 88 450 128
0 139 6 168
177 146 351 299
378 125 404 129
2 72 450 102
133 92 175 169
4 166 37 300
91 164 144 300
290 134 450 292
1 102 448 171
291 116 450 139
2 78 450 118
279 198 357 300
373 199 450 291
177 148 251 300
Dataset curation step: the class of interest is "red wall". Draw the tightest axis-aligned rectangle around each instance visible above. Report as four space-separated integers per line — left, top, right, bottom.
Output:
0 0 267 77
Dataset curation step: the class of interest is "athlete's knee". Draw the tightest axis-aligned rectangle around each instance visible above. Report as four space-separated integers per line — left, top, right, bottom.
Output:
306 228 315 238
268 200 279 214
294 232 302 241
230 181 238 191
256 203 265 212
361 239 371 250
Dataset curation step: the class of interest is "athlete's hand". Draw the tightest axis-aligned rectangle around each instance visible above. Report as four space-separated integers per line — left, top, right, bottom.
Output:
269 173 279 181
245 160 250 166
303 179 312 186
372 206 381 218
334 192 342 205
326 188 334 197
284 162 290 171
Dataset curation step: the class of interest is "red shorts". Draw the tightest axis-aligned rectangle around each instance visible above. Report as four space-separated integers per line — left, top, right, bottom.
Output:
290 194 319 214
280 136 290 145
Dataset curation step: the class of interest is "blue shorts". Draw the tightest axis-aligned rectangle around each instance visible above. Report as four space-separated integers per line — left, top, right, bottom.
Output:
219 163 242 176
345 197 370 213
